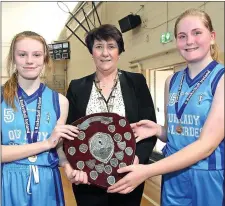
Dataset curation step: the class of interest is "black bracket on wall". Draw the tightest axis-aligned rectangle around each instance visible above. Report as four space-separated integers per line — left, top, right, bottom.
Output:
58 1 101 47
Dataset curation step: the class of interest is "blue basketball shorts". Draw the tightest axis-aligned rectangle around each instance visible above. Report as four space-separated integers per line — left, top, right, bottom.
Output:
1 163 65 206
161 168 224 206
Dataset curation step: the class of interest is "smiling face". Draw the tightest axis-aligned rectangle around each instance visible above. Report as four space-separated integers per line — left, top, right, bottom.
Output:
92 39 120 73
14 37 45 80
176 16 215 64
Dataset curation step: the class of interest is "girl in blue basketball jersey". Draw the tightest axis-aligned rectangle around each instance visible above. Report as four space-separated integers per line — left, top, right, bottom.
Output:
1 31 88 206
108 9 224 206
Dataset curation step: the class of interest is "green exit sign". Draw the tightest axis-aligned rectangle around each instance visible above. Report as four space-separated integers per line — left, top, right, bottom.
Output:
160 32 173 44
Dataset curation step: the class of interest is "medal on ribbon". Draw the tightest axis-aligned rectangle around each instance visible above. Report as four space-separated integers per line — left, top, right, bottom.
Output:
28 155 38 162
175 61 217 134
18 84 44 162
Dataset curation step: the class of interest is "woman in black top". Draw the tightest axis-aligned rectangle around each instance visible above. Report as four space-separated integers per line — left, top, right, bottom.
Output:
65 24 157 206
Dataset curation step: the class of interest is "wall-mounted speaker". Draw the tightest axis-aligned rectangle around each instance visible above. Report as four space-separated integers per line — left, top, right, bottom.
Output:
118 14 142 33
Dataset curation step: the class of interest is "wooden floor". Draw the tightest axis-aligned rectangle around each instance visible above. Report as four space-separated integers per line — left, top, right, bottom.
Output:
60 168 162 206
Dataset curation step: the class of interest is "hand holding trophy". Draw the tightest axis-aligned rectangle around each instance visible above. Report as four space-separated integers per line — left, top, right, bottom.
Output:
63 112 136 188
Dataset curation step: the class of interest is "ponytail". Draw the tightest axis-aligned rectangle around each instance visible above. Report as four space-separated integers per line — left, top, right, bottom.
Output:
210 43 220 62
3 72 18 110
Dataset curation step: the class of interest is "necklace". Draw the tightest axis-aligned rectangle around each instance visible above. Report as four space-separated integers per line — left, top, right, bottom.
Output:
94 71 121 112
94 71 120 92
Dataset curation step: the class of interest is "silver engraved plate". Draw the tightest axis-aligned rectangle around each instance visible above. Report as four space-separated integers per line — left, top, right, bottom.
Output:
110 158 118 168
77 161 85 170
113 133 122 142
108 125 116 133
100 117 113 125
104 165 112 175
107 176 115 186
124 132 131 140
68 147 76 156
95 163 104 173
79 143 88 153
115 151 124 161
117 141 126 150
125 147 133 156
89 132 114 164
119 162 127 168
85 159 96 169
77 131 86 140
119 119 126 127
90 170 98 180
80 116 113 130
79 122 89 130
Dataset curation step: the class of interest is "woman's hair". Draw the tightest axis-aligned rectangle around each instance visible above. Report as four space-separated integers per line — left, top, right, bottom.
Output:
85 24 125 55
174 8 219 61
3 31 52 110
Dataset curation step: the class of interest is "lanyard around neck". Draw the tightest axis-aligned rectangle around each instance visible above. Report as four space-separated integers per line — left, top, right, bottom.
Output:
17 84 43 144
175 61 217 120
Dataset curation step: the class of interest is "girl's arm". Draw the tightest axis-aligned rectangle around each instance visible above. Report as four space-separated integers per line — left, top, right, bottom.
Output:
2 93 76 163
1 141 50 163
146 75 224 176
56 93 71 167
108 75 224 194
56 94 89 184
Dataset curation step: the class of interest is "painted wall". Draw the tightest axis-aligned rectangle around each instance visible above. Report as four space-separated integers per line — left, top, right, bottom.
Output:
57 2 224 155
58 2 224 84
1 1 78 87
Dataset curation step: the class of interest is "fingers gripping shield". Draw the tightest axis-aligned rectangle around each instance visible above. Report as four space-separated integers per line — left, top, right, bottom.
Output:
63 112 136 188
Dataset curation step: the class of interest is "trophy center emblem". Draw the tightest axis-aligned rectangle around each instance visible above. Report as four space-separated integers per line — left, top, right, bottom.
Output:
89 132 114 164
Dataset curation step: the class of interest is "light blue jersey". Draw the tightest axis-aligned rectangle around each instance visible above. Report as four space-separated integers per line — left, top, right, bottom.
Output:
161 61 224 206
1 84 65 206
164 60 224 170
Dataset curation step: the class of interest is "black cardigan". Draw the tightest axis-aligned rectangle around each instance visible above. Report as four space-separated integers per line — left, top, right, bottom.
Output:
66 70 157 164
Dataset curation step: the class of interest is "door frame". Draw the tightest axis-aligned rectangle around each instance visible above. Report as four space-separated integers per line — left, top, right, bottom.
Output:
144 61 186 105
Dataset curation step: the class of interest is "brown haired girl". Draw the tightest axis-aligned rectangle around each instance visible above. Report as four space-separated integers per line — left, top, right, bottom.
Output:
108 9 224 206
1 31 87 206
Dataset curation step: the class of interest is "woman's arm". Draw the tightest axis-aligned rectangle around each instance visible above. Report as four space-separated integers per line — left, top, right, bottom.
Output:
66 80 77 124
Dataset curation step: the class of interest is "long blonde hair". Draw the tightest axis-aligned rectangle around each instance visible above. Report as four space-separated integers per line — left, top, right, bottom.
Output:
3 31 53 110
174 8 219 62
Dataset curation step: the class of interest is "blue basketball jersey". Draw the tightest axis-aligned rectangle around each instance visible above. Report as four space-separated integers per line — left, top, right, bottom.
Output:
164 60 224 170
1 83 60 167
1 84 65 206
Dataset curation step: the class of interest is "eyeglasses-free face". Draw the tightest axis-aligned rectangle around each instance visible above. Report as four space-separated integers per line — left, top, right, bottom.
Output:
92 39 120 73
176 16 215 64
14 38 45 81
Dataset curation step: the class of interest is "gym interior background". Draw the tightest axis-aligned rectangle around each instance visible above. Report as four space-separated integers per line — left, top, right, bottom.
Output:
1 2 224 206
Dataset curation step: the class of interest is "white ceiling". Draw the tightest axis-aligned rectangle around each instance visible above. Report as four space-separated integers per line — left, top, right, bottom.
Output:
2 1 78 44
